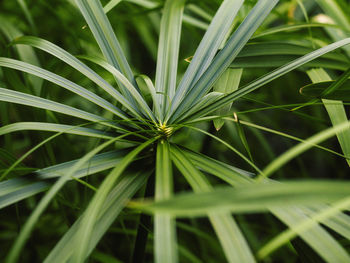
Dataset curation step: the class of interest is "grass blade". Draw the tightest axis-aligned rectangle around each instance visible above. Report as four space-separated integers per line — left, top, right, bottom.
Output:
251 23 342 39
136 74 161 118
229 41 349 70
0 16 42 95
182 147 350 263
260 120 350 180
5 132 135 263
0 149 131 209
258 196 350 260
300 80 350 100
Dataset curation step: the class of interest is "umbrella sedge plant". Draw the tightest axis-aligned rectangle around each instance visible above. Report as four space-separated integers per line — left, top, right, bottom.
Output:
1 0 350 262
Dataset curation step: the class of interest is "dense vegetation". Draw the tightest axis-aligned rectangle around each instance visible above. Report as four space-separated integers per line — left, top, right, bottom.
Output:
1 0 350 262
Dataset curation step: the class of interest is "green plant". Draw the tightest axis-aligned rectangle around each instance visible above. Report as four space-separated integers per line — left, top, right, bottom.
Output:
1 0 350 262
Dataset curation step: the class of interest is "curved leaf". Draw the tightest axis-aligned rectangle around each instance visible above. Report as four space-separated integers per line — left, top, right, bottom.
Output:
12 36 140 119
0 57 127 119
0 122 116 138
0 87 116 128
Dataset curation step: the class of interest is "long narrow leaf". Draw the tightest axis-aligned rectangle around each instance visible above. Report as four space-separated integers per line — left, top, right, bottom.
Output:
5 133 136 263
154 141 178 263
0 122 116 139
72 137 157 262
12 36 141 120
184 38 350 122
184 147 350 263
78 55 156 124
307 68 350 166
169 0 244 119
169 0 279 123
44 171 149 263
170 145 255 263
0 87 116 128
0 58 128 119
0 149 131 209
75 0 139 105
260 120 350 179
155 0 185 117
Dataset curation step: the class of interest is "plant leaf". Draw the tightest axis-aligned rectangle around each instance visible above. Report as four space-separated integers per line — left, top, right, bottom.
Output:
78 55 156 124
5 133 132 263
154 141 178 263
44 171 148 263
75 0 139 105
12 36 141 120
260 119 350 179
155 0 185 118
0 58 127 119
169 145 255 263
306 69 350 167
169 0 279 123
168 0 244 121
135 181 350 216
72 137 157 262
258 196 350 260
184 38 350 122
0 87 116 128
0 122 116 139
300 79 350 100
213 68 242 130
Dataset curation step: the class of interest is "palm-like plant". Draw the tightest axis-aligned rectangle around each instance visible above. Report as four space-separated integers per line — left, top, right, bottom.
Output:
1 0 350 262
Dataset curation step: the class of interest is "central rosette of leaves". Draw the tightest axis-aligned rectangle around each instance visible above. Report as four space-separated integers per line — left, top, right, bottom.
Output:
156 123 174 139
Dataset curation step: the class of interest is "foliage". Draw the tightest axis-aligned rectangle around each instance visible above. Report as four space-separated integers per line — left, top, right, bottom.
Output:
1 0 350 262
